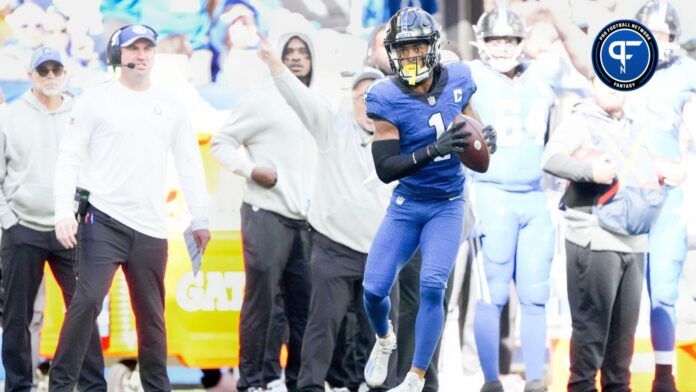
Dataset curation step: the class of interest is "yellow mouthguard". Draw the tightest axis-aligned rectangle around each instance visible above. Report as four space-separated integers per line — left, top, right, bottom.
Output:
403 63 418 85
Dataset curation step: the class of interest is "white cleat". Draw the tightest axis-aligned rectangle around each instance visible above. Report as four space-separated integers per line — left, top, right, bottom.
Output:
387 372 424 392
364 322 397 387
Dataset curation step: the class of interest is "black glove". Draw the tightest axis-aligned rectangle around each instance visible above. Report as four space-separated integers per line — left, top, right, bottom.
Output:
430 121 471 157
482 125 497 154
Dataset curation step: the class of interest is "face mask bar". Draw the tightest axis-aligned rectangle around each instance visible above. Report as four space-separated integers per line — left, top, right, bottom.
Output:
386 43 437 86
473 38 525 73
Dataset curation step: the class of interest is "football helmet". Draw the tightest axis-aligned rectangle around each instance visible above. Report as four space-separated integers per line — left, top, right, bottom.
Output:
635 0 681 63
384 7 441 85
473 7 526 73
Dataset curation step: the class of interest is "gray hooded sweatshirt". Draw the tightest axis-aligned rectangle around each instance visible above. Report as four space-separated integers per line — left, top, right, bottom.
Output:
211 32 318 220
0 90 74 231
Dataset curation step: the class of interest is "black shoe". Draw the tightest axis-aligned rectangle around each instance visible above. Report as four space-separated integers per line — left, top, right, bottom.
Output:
480 380 504 392
652 374 678 392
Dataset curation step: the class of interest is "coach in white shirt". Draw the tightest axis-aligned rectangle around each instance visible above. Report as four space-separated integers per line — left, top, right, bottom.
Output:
258 36 394 391
50 24 211 391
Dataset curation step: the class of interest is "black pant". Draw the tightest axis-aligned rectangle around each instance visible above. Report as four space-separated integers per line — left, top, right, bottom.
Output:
498 301 514 375
49 207 170 392
325 308 360 390
264 292 289 384
1 224 105 392
565 241 644 392
297 231 374 392
237 204 311 392
396 251 450 392
457 242 473 351
299 231 400 391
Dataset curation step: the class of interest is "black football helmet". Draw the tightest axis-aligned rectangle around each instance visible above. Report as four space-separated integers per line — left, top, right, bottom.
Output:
384 7 441 85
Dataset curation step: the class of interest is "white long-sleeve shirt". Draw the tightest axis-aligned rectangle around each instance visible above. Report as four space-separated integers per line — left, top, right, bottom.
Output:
54 80 208 239
273 69 391 253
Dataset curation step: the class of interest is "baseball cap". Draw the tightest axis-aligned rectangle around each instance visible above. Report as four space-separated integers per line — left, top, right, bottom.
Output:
222 0 259 21
118 24 158 47
351 67 384 90
30 46 63 70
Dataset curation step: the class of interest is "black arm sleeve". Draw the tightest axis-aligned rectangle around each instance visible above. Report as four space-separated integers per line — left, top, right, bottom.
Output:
372 139 434 183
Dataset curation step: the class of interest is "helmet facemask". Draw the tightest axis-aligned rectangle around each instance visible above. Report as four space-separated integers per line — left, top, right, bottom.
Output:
636 0 681 64
655 37 681 64
386 39 440 86
383 7 442 86
477 36 524 73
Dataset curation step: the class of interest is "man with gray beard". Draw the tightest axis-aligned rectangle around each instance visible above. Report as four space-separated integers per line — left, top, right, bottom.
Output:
0 47 105 392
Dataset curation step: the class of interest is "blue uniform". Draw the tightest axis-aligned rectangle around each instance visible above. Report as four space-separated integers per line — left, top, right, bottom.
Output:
362 62 475 370
470 59 555 191
468 59 556 383
365 63 475 200
625 56 696 356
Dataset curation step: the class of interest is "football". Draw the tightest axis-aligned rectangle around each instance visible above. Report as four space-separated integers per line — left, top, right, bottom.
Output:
452 114 490 173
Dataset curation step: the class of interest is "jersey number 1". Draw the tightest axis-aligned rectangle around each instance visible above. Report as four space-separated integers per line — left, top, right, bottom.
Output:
429 112 451 162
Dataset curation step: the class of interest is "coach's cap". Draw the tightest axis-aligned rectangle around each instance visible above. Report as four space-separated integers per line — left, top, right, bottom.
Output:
118 24 158 47
30 46 63 70
351 67 384 90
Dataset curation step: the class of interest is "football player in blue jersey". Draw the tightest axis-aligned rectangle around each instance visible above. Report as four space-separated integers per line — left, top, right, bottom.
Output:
629 2 696 391
361 7 496 392
466 7 588 392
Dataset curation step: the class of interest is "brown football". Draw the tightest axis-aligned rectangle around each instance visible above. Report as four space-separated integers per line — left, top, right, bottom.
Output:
452 114 490 173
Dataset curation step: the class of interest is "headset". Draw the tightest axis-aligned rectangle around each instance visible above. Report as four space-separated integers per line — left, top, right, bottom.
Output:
106 24 158 68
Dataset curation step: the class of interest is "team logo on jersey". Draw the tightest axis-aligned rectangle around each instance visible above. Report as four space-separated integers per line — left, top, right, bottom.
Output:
591 19 658 91
427 96 436 106
453 88 462 103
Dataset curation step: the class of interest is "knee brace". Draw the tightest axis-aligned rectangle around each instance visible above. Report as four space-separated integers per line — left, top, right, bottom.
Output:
364 288 387 305
480 229 517 306
650 283 679 308
517 281 550 306
363 276 393 299
420 284 445 306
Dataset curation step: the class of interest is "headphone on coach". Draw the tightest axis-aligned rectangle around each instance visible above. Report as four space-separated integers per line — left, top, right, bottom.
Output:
106 24 159 68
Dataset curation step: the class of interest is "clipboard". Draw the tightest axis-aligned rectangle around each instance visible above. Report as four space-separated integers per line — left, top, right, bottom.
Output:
184 224 202 276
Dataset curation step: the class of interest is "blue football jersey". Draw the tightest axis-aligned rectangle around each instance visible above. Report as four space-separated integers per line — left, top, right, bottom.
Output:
468 60 556 191
365 62 476 200
626 56 696 160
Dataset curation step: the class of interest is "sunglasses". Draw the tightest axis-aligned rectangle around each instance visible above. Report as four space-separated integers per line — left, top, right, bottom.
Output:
35 65 64 77
45 28 68 35
20 23 43 30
